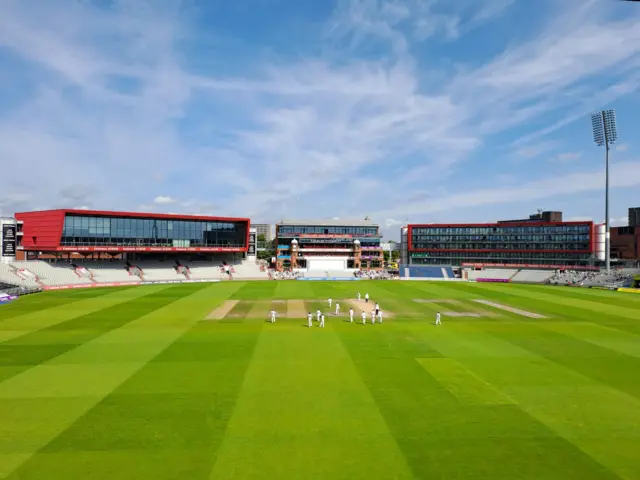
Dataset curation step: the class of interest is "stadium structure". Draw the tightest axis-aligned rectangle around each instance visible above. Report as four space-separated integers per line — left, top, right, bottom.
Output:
0 209 267 289
1 208 639 290
274 219 383 277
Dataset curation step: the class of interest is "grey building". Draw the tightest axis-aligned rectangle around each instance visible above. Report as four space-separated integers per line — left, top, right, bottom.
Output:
252 224 273 241
629 207 640 227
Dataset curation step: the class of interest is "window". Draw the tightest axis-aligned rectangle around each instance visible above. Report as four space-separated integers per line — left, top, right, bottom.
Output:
60 216 247 248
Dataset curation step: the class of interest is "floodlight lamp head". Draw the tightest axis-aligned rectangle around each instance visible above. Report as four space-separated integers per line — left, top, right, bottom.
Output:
591 112 605 146
603 109 617 144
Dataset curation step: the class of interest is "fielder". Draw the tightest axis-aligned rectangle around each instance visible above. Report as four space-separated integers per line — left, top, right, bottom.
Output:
316 309 321 322
349 307 354 323
378 309 383 323
335 302 340 315
320 314 325 328
436 312 441 326
307 311 313 328
365 293 370 303
361 311 367 324
371 309 376 324
270 309 276 323
328 298 332 308
357 292 361 301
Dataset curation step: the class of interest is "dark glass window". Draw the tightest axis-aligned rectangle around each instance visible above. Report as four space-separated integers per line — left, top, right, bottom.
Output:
60 215 247 248
410 224 592 253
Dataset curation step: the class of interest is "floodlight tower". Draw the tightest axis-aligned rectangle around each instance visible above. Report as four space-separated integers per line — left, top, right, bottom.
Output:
591 109 617 273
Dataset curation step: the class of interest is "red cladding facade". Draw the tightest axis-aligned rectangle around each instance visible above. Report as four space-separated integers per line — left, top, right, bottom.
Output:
14 209 250 253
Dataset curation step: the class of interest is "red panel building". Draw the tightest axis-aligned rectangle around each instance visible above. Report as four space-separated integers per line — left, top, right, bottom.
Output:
14 209 250 260
611 226 640 261
406 219 596 267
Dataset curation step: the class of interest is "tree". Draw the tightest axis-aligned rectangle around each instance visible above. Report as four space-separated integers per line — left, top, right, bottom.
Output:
257 234 266 242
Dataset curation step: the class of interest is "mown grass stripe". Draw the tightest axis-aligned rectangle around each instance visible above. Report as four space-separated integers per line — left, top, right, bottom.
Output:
540 322 640 359
473 283 640 319
0 284 218 479
416 357 517 405
485 323 640 400
0 287 153 344
334 320 614 479
0 288 125 321
0 285 187 383
208 320 414 480
417 321 637 480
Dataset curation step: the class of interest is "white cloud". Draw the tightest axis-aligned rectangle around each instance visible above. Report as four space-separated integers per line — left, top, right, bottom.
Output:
616 144 629 152
556 151 582 162
369 160 640 219
0 0 638 228
153 195 177 205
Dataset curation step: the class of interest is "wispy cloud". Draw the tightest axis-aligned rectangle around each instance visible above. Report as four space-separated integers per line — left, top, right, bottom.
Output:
153 195 177 205
370 160 640 219
0 0 638 239
556 151 582 162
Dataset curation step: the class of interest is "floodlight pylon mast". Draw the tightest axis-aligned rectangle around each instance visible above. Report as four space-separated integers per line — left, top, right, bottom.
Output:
603 110 610 275
591 109 617 274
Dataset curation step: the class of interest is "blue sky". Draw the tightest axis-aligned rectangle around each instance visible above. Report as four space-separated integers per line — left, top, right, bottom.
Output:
1 0 639 240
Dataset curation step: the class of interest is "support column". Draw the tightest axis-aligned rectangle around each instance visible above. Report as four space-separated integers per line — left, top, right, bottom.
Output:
353 239 361 269
290 239 299 269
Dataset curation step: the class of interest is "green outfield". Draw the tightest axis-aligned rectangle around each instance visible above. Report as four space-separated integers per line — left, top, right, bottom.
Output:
1 281 639 479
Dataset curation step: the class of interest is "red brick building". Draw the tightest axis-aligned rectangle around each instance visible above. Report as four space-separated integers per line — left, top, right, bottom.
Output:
611 226 640 260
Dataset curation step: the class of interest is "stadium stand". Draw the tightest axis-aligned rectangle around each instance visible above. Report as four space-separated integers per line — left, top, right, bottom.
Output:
10 261 91 286
510 270 555 283
400 265 448 279
465 268 519 281
547 270 595 286
302 270 356 279
547 269 637 287
4 258 270 288
0 264 38 288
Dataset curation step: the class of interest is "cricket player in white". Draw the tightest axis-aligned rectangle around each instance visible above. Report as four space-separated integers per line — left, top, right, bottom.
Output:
371 310 376 324
357 292 361 301
349 308 354 323
270 309 276 323
436 312 441 325
335 302 340 315
361 311 367 324
365 293 369 303
328 298 332 308
378 310 383 323
375 302 379 311
320 314 325 328
316 309 321 322
307 312 313 328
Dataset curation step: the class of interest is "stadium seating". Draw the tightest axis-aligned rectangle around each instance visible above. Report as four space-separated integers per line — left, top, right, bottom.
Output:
229 261 270 279
465 268 518 281
3 258 270 288
510 269 554 283
10 261 92 286
0 263 40 288
399 265 447 279
302 270 355 279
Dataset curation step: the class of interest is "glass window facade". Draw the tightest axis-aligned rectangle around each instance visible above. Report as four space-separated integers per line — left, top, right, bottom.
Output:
61 215 247 248
409 223 594 266
277 225 379 236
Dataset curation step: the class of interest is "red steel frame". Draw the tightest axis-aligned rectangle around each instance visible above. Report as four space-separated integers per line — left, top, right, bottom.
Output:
14 209 251 253
407 221 595 254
